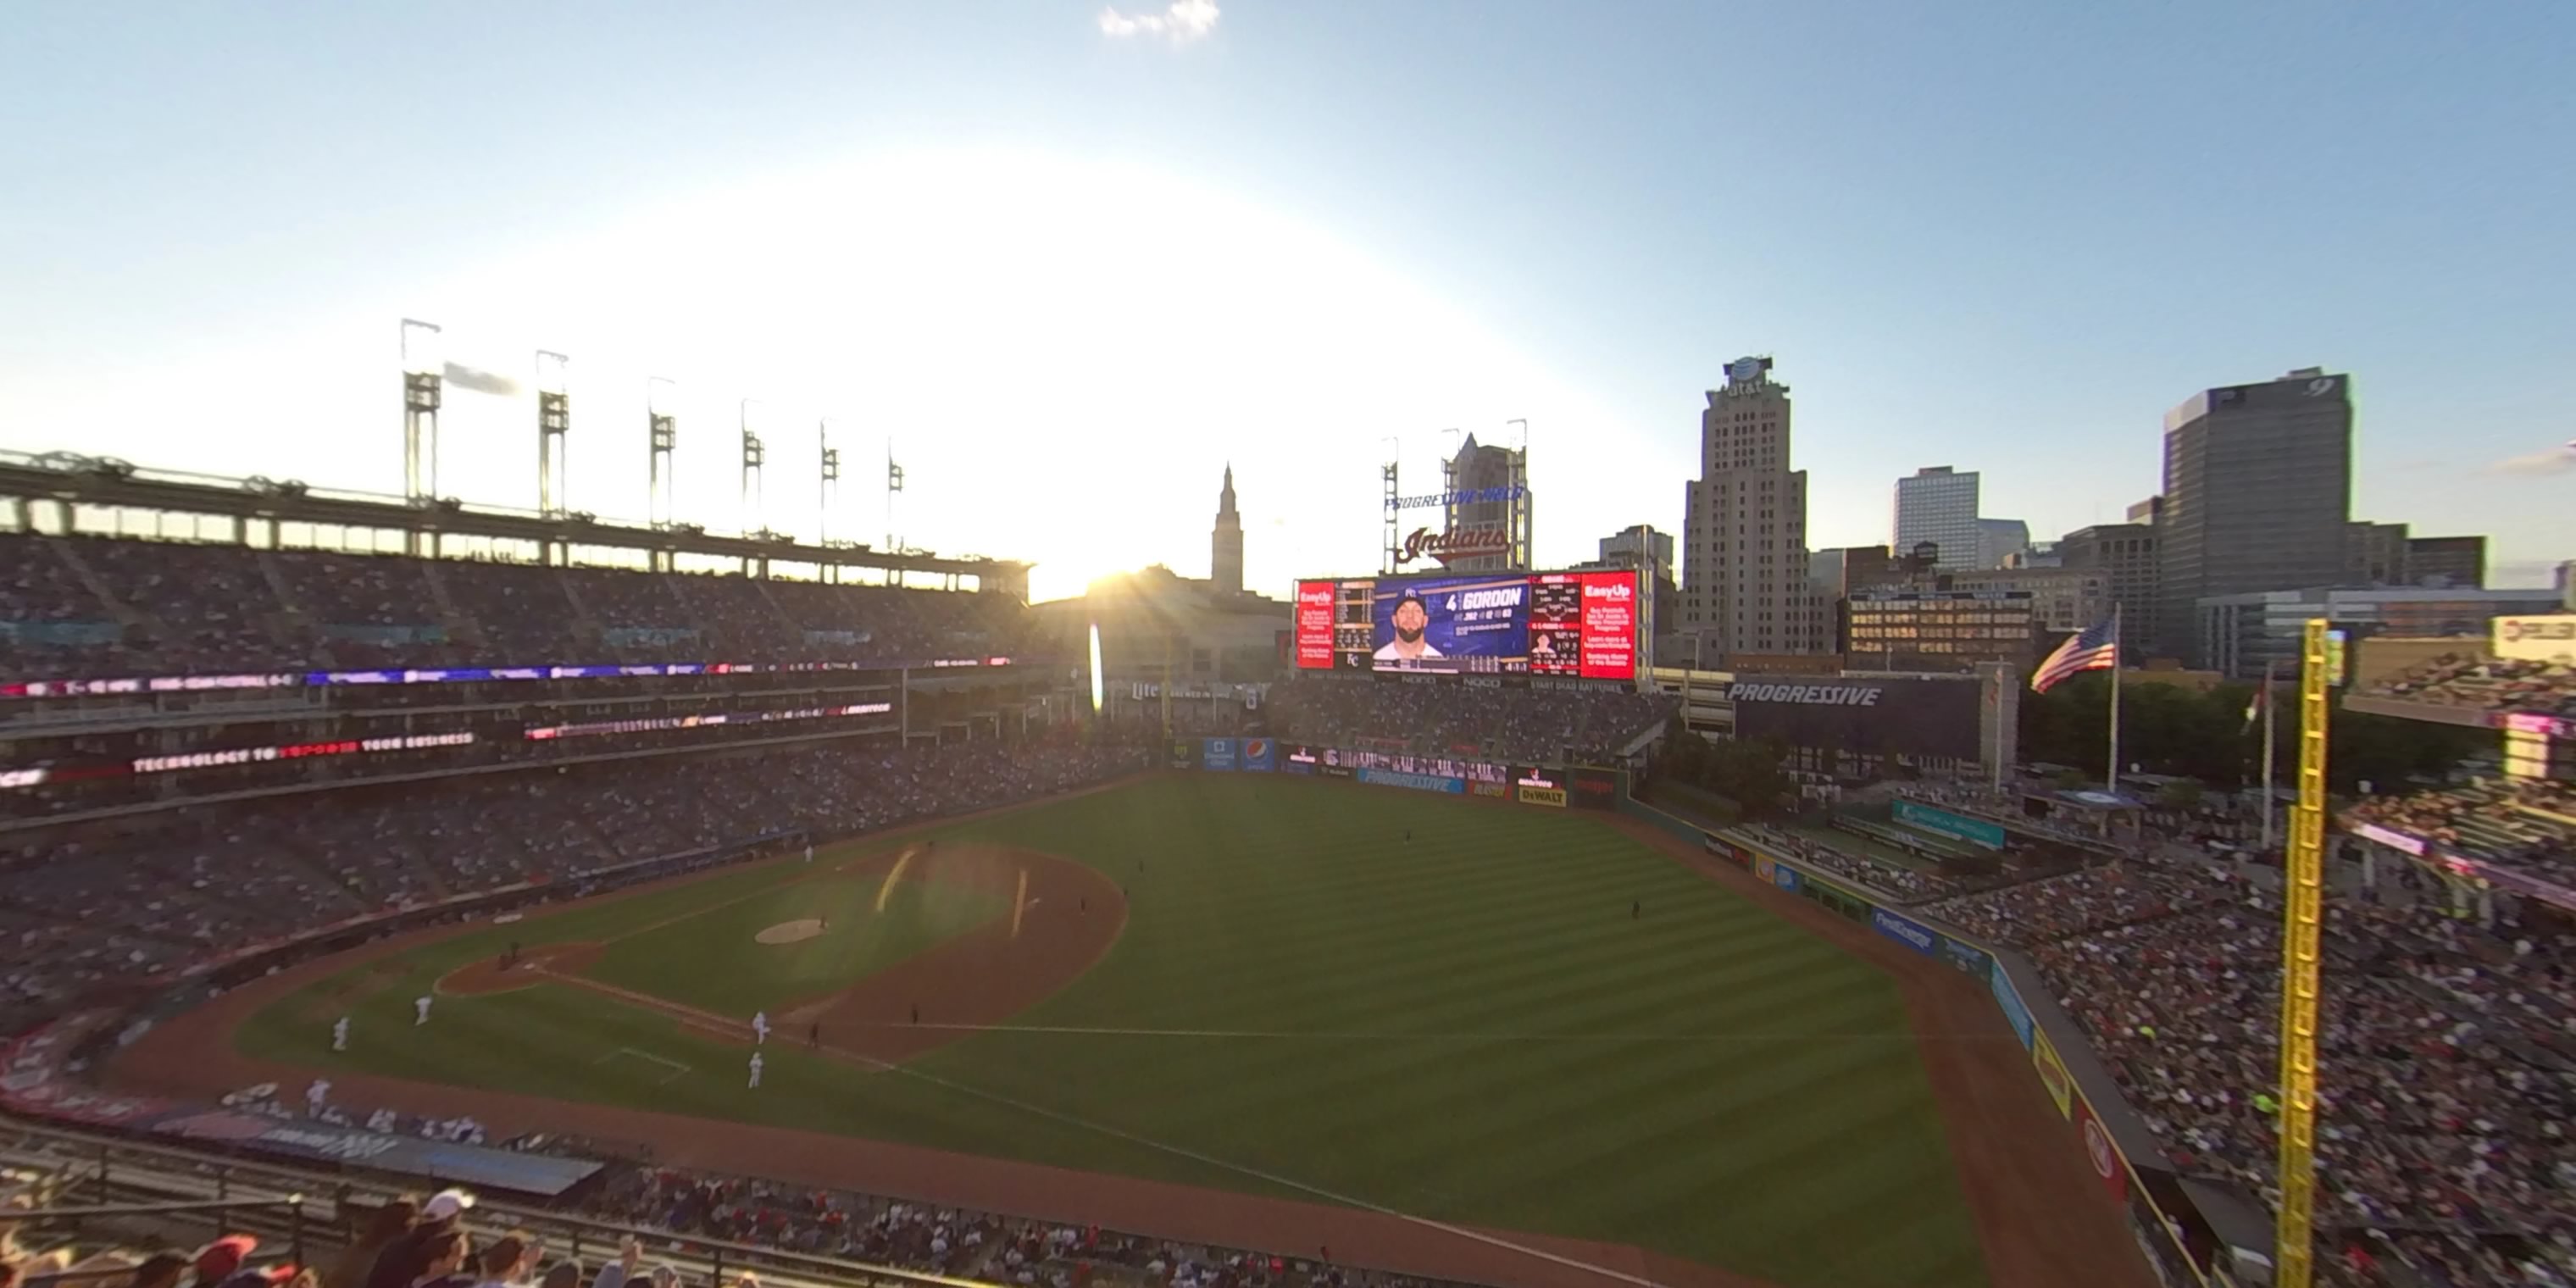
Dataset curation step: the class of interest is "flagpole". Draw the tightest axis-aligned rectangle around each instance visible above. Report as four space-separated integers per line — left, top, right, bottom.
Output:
2260 659 2278 854
2106 604 2124 796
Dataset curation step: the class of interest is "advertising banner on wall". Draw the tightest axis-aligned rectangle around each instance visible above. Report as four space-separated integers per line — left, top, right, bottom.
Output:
1470 778 1508 798
1513 767 1568 808
1725 675 1982 762
1990 965 2035 1050
1568 766 1620 811
1752 852 1776 882
2493 613 2576 663
1357 767 1465 794
1170 740 1196 770
2032 1029 2074 1118
1773 865 1801 894
1283 744 1319 775
2074 1097 2128 1202
1937 934 1992 980
1891 800 2007 850
1202 738 1238 772
1869 907 1939 956
1241 738 1276 772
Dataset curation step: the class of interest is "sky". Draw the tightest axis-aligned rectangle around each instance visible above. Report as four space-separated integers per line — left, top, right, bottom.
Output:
3 1 2570 603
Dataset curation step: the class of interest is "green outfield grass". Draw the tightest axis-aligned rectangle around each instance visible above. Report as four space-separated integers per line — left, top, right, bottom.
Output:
238 775 1985 1288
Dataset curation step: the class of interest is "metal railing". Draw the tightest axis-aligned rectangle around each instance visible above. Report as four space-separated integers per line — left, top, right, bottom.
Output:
2 1117 1002 1288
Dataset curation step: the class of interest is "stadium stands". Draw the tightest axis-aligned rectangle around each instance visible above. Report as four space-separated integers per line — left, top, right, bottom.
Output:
1266 677 1674 764
2363 652 2576 719
1914 795 2576 1280
2344 779 2576 887
0 532 1028 674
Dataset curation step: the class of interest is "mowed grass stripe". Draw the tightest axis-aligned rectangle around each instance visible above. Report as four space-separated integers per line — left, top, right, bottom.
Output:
249 775 1984 1288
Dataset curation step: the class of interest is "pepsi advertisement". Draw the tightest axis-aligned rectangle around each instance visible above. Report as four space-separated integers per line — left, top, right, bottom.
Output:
1295 569 1636 680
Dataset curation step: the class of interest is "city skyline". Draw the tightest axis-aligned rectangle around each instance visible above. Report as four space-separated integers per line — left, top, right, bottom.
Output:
3 3 2569 600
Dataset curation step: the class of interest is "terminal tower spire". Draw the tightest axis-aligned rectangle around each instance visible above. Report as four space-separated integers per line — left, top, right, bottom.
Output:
1211 464 1244 597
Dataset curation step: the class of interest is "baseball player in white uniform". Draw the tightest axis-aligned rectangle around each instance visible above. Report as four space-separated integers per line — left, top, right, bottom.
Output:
332 1016 350 1052
751 1011 770 1045
414 995 433 1026
747 1052 763 1089
306 1079 330 1113
803 843 813 864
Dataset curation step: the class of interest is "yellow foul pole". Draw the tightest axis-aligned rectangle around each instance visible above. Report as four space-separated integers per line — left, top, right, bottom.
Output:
2273 619 2330 1288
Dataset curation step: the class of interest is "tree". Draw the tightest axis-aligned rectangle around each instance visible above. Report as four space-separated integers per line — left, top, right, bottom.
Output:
2020 674 2484 793
2157 780 2205 811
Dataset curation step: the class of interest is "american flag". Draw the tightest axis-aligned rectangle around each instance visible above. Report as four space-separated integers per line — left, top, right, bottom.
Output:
2031 616 2119 693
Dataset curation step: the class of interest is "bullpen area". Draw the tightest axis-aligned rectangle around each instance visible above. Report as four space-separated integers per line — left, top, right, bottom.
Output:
108 774 2117 1288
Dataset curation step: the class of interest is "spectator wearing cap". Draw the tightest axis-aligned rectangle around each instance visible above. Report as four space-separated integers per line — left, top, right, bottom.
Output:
190 1236 258 1288
367 1191 471 1288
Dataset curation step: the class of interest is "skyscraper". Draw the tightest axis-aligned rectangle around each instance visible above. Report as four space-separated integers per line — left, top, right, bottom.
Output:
1975 518 2030 570
1679 356 1826 662
2157 367 2353 664
1209 464 1243 597
1893 467 1981 572
2059 521 2159 652
1439 434 1530 574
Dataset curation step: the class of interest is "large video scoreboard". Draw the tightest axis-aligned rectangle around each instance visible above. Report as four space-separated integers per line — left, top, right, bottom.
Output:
1292 569 1638 680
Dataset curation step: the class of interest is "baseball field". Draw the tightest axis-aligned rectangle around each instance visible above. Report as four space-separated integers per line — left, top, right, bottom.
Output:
114 774 2114 1288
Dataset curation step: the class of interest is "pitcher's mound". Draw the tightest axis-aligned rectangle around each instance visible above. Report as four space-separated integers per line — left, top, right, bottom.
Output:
758 919 825 945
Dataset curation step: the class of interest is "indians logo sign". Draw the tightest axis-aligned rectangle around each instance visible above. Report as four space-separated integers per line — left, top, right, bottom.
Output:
1395 526 1511 567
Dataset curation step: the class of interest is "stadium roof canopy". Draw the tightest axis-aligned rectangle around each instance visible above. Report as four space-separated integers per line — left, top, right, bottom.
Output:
0 450 1031 597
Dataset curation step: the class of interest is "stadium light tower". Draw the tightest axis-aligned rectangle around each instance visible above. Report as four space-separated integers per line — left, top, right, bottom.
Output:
399 319 444 504
885 441 906 554
739 399 767 538
1379 436 1400 575
536 350 571 519
1505 417 1531 569
818 419 842 561
646 378 677 530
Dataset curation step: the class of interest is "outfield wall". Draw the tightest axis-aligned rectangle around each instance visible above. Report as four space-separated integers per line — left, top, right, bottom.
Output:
1615 791 2262 1288
1175 739 1624 813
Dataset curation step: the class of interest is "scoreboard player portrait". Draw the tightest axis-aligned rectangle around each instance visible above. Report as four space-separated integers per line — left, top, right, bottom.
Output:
1372 592 1446 665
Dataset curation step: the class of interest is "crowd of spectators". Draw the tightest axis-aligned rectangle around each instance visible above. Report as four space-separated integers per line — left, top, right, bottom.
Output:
1720 824 1958 904
1917 819 2576 1282
2345 779 2576 887
577 1165 1447 1288
1267 677 1674 764
0 738 1150 1035
6 1134 1452 1288
2367 652 2576 719
0 532 1030 675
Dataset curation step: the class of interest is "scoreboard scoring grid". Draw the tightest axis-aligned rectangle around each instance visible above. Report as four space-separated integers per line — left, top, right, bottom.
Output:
1292 569 1638 681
